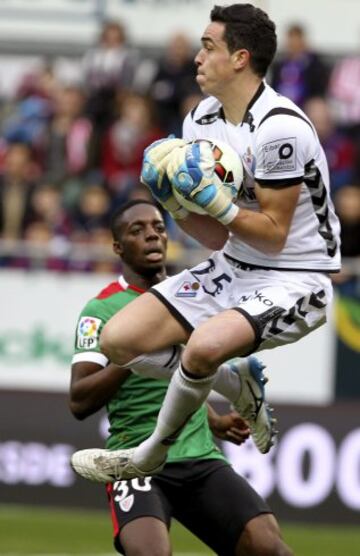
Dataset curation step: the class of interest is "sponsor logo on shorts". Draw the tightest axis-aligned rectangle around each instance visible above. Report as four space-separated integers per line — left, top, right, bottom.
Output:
76 316 102 349
261 137 296 173
238 290 274 307
175 281 199 298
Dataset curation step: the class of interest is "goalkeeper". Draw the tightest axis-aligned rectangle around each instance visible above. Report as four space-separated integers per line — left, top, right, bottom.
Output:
71 3 340 485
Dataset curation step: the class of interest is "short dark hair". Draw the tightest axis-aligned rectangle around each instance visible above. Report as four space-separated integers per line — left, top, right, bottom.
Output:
110 199 158 239
210 3 277 77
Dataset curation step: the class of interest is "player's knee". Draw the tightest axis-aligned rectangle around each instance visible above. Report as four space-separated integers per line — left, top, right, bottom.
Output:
122 546 171 556
237 515 293 556
183 332 223 375
238 533 293 556
120 530 171 556
250 538 293 556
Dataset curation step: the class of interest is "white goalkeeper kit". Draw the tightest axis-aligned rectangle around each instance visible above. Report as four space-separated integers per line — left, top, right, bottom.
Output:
183 81 341 273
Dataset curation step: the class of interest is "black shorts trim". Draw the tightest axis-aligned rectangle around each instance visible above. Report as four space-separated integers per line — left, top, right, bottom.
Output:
149 288 194 333
232 307 262 355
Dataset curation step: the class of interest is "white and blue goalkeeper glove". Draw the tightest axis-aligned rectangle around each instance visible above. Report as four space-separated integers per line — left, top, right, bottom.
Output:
140 137 189 220
167 142 239 225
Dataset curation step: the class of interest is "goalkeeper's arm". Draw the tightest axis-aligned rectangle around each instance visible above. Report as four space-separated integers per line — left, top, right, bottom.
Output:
168 142 301 254
175 212 229 250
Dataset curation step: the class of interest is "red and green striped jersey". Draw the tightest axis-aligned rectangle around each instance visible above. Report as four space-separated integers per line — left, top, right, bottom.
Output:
73 275 225 463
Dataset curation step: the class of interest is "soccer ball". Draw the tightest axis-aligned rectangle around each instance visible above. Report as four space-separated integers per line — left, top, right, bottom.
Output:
172 139 243 215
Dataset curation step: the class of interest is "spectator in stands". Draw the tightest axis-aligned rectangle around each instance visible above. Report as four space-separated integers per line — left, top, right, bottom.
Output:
87 225 119 274
71 182 113 235
328 54 360 138
16 62 58 102
43 84 92 184
2 95 52 159
22 220 69 271
148 32 198 135
304 97 356 195
270 24 329 108
334 185 360 258
101 91 164 204
82 20 138 94
82 19 139 164
0 63 57 161
328 53 360 181
0 143 38 240
25 182 72 239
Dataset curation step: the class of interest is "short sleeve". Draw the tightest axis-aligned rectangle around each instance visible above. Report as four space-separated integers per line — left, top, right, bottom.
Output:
255 114 315 188
72 299 109 367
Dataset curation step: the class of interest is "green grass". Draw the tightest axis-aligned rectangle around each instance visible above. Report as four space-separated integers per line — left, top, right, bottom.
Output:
1 505 359 555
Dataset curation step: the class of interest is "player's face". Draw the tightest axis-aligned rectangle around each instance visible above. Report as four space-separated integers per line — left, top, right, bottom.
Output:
114 204 167 275
195 22 237 97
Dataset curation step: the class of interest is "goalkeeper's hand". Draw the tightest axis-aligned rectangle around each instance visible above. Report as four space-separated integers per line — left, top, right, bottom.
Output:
141 137 189 220
167 142 239 226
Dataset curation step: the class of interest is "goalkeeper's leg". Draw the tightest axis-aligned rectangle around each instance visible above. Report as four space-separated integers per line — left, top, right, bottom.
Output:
131 308 257 472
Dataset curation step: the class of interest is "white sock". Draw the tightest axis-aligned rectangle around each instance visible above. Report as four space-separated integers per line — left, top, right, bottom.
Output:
128 349 245 401
132 365 217 470
212 360 244 402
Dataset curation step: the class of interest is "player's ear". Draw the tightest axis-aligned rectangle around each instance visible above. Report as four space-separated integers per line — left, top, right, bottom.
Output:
113 240 123 256
232 48 250 70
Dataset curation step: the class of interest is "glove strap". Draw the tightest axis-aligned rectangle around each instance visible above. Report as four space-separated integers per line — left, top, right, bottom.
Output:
161 195 189 221
217 203 240 226
170 206 189 220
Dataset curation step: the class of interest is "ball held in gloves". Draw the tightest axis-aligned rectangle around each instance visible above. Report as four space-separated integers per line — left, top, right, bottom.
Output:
172 139 243 214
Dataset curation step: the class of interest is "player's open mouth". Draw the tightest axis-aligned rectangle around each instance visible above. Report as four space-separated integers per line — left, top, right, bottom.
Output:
144 249 164 261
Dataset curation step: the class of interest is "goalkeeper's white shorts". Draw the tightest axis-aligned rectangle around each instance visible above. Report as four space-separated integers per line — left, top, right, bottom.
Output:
149 250 333 353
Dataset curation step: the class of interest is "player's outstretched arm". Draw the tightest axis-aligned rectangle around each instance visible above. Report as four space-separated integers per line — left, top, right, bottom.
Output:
175 212 229 250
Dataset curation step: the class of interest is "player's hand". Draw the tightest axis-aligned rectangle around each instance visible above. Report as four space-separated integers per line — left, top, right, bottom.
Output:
167 142 239 225
141 137 189 220
208 409 251 445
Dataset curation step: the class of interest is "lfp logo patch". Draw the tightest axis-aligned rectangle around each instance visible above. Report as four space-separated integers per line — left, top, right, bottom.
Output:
77 316 102 349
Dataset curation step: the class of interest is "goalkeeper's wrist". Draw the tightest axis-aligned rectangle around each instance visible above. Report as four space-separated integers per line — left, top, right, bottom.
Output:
216 203 239 226
170 205 189 221
161 196 189 220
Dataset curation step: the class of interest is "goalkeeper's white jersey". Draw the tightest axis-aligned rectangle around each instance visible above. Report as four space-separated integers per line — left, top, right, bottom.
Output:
182 81 341 272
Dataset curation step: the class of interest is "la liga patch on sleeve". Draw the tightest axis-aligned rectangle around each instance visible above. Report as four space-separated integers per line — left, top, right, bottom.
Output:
77 316 102 349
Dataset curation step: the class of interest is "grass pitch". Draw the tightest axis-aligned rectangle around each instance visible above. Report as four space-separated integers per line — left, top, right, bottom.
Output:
1 505 359 555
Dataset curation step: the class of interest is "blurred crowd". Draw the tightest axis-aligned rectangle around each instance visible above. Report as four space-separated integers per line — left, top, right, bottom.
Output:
0 20 359 276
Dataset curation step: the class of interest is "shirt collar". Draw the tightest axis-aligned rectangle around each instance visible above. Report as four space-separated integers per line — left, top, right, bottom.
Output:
118 275 145 294
217 80 266 130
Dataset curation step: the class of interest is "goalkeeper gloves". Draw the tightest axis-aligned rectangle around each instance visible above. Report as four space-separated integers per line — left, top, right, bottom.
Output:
141 137 189 220
167 142 239 226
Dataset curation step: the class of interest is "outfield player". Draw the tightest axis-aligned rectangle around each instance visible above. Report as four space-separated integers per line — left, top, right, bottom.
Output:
70 200 293 556
72 4 341 481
